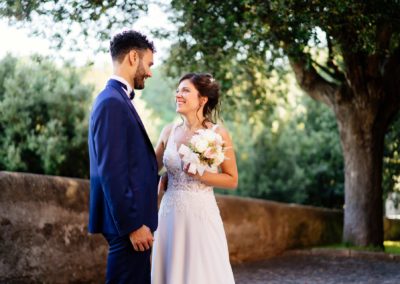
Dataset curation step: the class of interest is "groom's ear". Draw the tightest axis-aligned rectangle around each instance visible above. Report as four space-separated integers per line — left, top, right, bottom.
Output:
128 50 138 66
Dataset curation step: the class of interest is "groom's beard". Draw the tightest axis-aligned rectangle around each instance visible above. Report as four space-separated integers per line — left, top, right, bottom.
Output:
134 60 147 90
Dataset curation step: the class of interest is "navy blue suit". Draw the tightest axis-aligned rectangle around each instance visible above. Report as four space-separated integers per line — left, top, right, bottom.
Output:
88 79 158 283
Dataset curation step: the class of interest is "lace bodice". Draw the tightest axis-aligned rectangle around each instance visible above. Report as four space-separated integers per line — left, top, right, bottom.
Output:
163 124 218 194
158 124 223 221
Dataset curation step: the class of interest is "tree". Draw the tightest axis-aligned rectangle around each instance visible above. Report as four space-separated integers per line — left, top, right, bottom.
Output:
141 66 178 133
218 78 345 208
250 96 344 208
165 0 400 247
0 54 93 178
0 0 148 50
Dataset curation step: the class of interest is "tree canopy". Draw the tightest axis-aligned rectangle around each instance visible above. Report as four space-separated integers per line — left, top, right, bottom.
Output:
0 0 148 50
166 0 400 102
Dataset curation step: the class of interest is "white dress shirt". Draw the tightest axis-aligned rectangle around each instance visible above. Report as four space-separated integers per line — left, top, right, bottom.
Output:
110 75 134 99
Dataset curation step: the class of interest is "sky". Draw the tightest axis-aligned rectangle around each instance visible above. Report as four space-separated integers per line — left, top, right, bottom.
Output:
0 2 174 68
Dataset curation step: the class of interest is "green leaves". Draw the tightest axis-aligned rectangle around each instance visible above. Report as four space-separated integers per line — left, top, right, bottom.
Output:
0 0 149 51
384 112 400 197
0 54 93 177
231 92 345 208
166 0 400 100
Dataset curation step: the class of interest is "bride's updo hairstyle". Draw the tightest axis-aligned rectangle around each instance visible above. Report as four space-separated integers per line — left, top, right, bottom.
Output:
179 73 221 127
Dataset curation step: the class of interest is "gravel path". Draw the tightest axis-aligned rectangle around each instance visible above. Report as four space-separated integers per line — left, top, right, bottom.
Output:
232 253 400 284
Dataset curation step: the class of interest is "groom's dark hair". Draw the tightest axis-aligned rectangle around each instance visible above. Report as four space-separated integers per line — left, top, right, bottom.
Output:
110 30 155 62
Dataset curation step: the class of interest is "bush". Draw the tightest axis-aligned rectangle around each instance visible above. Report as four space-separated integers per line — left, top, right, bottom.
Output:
0 54 93 178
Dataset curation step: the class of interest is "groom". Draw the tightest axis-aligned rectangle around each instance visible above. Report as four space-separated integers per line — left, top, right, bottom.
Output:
88 30 158 283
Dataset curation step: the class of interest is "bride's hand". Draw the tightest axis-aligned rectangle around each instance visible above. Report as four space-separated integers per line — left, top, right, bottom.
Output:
183 163 201 180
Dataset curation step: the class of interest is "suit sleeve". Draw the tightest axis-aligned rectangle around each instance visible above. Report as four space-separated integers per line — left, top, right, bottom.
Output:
92 97 143 236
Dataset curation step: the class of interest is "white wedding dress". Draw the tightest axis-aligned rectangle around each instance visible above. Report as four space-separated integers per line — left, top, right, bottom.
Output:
151 124 235 284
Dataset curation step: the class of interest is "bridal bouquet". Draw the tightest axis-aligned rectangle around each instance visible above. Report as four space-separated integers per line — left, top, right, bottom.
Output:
178 129 226 176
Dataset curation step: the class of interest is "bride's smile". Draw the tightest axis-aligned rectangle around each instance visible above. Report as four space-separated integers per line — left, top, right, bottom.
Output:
175 79 206 115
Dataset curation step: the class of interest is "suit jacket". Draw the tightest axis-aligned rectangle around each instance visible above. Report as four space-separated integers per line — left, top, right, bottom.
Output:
88 79 158 236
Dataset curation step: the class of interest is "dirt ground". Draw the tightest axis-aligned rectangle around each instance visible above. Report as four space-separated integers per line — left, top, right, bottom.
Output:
232 252 400 284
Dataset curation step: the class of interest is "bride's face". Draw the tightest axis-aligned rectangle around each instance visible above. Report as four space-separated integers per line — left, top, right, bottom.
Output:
175 79 205 115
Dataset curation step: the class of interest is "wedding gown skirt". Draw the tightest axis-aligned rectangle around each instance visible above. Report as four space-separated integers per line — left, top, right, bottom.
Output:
151 127 235 284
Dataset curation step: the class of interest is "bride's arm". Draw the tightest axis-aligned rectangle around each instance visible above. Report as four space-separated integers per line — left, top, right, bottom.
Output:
154 123 173 172
185 126 238 189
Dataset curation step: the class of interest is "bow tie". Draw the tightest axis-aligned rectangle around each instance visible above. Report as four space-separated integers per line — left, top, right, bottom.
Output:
129 90 135 100
110 79 135 100
121 86 135 100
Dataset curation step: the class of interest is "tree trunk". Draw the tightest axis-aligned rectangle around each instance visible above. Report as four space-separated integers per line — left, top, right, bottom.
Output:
334 100 386 247
290 51 400 247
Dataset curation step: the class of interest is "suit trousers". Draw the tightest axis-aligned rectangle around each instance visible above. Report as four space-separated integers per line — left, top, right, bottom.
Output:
103 233 151 284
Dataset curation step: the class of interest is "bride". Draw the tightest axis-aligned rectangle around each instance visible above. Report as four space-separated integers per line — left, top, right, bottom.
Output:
151 73 238 284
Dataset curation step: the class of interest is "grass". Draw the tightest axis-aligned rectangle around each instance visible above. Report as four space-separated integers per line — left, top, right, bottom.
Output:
316 241 400 254
384 241 400 254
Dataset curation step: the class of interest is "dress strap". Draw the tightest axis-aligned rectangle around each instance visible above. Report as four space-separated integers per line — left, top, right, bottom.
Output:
211 124 219 131
165 123 177 148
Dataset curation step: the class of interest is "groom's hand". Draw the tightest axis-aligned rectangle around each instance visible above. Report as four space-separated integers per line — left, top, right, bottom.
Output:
129 225 154 251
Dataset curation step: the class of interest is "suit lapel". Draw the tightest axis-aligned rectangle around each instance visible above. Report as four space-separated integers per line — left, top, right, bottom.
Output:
107 80 156 157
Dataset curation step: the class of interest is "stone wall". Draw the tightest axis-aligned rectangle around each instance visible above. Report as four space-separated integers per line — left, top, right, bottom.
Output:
0 171 106 283
217 195 343 263
0 171 396 282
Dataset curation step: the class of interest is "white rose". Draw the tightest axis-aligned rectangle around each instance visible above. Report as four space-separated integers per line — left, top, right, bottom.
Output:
190 134 201 145
203 129 217 143
215 152 225 165
195 139 208 153
215 133 223 145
